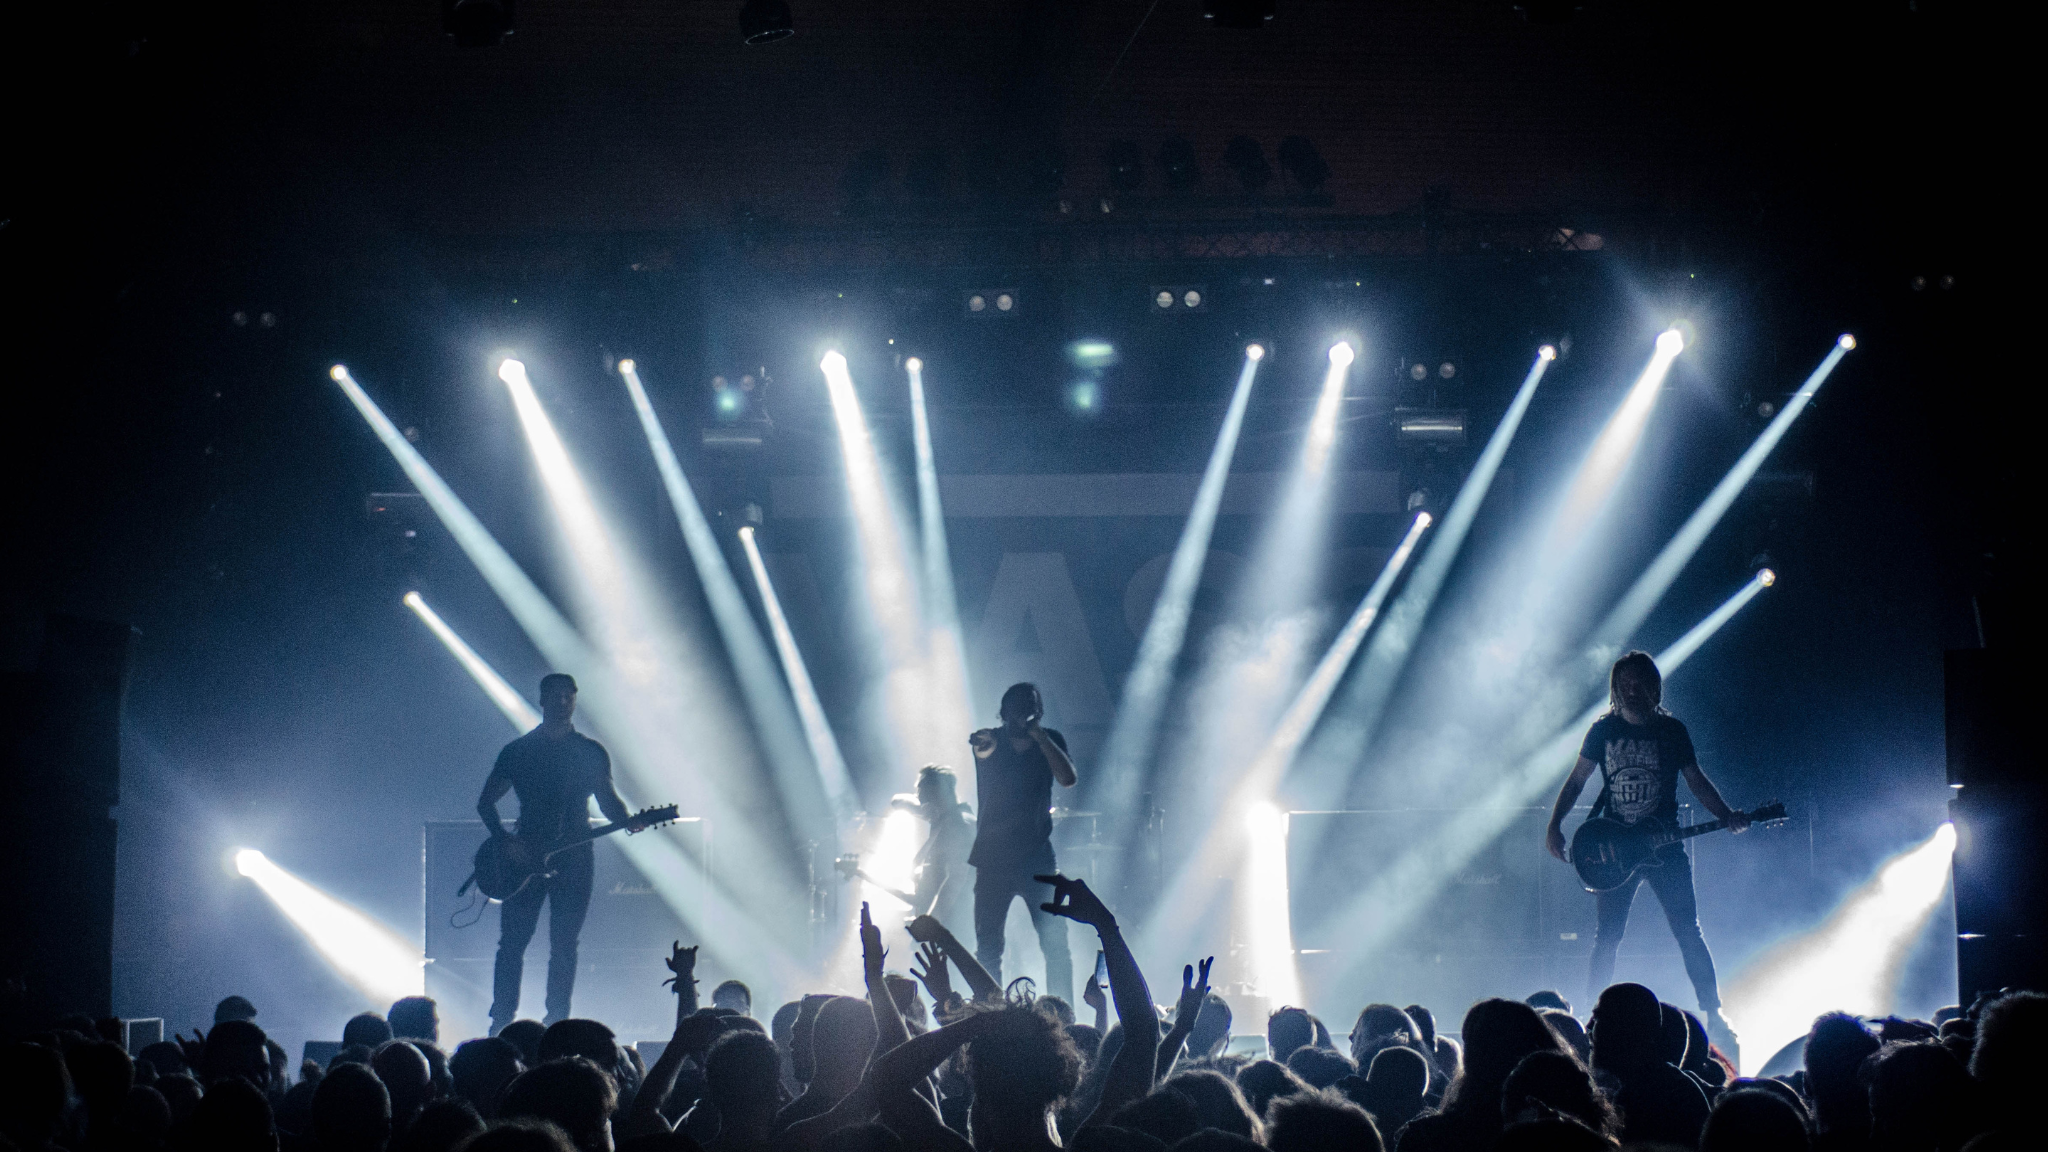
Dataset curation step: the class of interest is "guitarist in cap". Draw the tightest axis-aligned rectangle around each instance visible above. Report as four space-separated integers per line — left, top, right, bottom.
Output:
477 672 632 1033
1544 651 1748 1051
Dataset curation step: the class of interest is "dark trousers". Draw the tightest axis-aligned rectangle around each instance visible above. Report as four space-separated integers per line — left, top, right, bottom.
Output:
973 863 1073 1003
492 846 594 1028
1588 844 1721 1010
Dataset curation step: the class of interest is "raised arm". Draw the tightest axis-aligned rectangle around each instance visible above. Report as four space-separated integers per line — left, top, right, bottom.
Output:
618 942 700 1139
1545 756 1599 861
908 915 999 1002
871 1012 997 1152
1037 874 1156 1127
1155 958 1213 1079
1032 724 1078 788
864 904 911 1051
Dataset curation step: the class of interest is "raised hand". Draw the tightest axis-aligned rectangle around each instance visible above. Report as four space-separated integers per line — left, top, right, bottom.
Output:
861 902 887 979
662 941 698 991
906 914 947 945
969 728 998 759
1036 873 1115 929
1176 957 1214 1023
1082 970 1106 1012
911 942 953 1007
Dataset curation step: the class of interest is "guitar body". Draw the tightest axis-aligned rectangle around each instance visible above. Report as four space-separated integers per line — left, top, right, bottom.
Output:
472 834 550 901
466 805 680 903
1570 817 1671 893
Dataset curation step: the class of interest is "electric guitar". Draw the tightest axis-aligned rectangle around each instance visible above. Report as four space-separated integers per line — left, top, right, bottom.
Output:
465 804 680 901
832 853 940 914
1570 801 1787 893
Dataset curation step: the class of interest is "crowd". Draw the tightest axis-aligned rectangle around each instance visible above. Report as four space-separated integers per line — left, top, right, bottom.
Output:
3 875 2040 1152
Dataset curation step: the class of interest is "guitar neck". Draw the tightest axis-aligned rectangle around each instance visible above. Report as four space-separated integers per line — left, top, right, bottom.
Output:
549 819 636 855
1672 817 1730 841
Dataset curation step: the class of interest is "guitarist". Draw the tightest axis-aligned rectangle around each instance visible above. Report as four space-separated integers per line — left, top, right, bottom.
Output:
1544 651 1748 1051
477 673 632 1033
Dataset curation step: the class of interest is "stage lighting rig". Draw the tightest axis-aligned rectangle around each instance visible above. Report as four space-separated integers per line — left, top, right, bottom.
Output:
442 0 513 47
1152 286 1208 312
740 0 795 44
1223 137 1274 192
1278 136 1330 192
1204 0 1276 28
1395 410 1467 446
965 289 1019 316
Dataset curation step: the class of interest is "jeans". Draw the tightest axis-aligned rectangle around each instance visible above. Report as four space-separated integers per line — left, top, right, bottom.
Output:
491 845 594 1028
1588 842 1720 1010
973 861 1073 1003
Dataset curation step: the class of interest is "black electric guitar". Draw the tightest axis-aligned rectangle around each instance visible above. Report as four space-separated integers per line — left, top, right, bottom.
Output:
1570 801 1786 893
465 804 680 901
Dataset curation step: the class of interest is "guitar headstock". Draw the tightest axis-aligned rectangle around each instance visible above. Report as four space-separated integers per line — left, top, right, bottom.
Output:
627 804 681 833
1749 800 1788 826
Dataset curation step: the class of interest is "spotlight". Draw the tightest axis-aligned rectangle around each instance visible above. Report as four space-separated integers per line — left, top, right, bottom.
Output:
905 357 923 372
1656 327 1686 355
1246 343 1266 361
1204 0 1277 29
1151 286 1207 312
965 289 1018 317
1277 136 1330 191
1222 136 1274 192
1409 363 1428 381
1839 334 1857 349
235 849 424 1004
1438 361 1456 379
1539 344 1558 361
1328 341 1354 366
1396 410 1466 444
1067 340 1118 369
740 0 795 44
1759 567 1777 587
1155 291 1173 309
442 0 514 47
330 364 348 381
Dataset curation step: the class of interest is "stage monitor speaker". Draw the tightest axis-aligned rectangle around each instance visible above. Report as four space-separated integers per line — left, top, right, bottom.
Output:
1946 648 2048 1001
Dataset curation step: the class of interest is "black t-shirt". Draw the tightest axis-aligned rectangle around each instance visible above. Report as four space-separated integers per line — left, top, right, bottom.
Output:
969 728 1067 872
487 727 615 847
1579 712 1697 827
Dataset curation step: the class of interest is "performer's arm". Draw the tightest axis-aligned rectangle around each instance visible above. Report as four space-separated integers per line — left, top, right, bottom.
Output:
1681 763 1749 832
593 746 632 825
1032 724 1078 788
1544 756 1599 861
477 761 513 837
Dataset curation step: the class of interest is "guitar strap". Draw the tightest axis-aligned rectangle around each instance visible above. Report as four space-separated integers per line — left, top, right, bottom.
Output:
1588 780 1612 820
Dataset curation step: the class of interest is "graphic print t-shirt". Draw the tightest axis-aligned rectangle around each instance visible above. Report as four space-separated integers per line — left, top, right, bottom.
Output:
1578 712 1697 827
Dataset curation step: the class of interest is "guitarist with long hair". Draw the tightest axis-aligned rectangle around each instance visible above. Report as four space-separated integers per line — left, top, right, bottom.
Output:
1544 651 1749 1053
477 672 633 1033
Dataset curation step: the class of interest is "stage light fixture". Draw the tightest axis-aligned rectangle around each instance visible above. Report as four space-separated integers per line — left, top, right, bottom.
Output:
1408 363 1428 381
1155 291 1173 309
443 0 514 47
1758 567 1777 587
1152 286 1207 312
1539 344 1558 361
1277 137 1330 191
1247 343 1265 361
1439 362 1456 379
740 0 795 44
1395 409 1467 445
965 289 1018 317
1839 333 1857 349
1204 0 1277 29
1656 327 1686 355
1223 136 1274 192
236 849 423 1006
1328 341 1354 366
1067 340 1118 368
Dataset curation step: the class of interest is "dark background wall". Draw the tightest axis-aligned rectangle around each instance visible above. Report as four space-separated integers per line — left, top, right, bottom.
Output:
0 1 2013 1054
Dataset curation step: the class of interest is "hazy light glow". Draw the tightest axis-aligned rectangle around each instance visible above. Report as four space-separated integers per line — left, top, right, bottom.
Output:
403 592 539 731
1289 348 1555 828
1314 571 1775 988
332 366 801 986
1552 332 1684 544
1143 512 1432 955
236 849 423 1006
1095 347 1265 855
738 524 858 831
1586 336 1852 666
820 352 945 766
1723 823 1956 1075
1240 803 1301 1006
1304 345 1354 475
619 360 849 835
906 357 977 791
1328 341 1355 366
